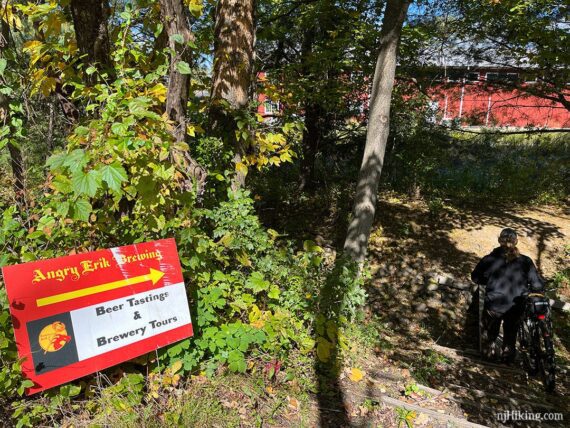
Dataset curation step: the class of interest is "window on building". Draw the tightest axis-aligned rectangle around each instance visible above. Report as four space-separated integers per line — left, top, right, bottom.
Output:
466 72 480 81
486 72 519 82
414 68 444 81
446 70 464 81
264 100 280 115
522 73 538 83
506 73 519 82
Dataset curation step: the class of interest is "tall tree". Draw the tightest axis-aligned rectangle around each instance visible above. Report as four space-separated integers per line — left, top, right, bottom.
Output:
298 26 321 190
0 5 25 205
69 0 112 81
210 0 256 189
159 0 206 188
257 0 382 189
344 0 411 262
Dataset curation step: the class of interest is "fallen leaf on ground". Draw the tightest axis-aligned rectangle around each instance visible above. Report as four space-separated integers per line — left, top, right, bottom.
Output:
415 412 430 425
287 396 300 411
348 367 365 382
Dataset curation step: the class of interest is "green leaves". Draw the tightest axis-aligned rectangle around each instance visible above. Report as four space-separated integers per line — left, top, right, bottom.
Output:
52 175 72 194
170 34 184 44
46 152 66 170
71 199 92 222
154 23 164 38
56 201 70 217
246 272 270 293
17 379 34 396
0 125 10 150
245 272 280 298
228 349 247 373
111 121 129 136
99 163 128 192
72 170 101 197
46 149 90 173
49 150 127 198
74 126 90 136
198 322 266 374
59 384 81 398
316 337 333 362
188 0 204 17
127 97 161 120
175 61 192 75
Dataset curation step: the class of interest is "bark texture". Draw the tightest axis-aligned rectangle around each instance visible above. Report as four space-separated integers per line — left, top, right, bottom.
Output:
298 26 319 190
343 0 411 262
1 13 25 205
7 140 25 199
210 0 256 189
65 0 112 118
69 0 112 70
211 0 255 109
300 101 323 189
159 0 206 188
46 97 55 153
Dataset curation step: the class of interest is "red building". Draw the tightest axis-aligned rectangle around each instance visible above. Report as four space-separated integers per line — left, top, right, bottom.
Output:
256 72 281 119
427 67 570 128
256 67 570 129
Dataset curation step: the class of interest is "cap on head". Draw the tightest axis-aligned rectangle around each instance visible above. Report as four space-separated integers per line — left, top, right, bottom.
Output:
499 228 518 245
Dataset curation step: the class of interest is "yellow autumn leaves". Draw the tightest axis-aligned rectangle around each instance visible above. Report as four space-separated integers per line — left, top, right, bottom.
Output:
19 2 78 97
147 360 183 399
348 367 365 382
235 130 297 177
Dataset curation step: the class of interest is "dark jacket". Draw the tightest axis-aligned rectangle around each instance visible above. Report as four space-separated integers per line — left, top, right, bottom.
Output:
471 247 544 314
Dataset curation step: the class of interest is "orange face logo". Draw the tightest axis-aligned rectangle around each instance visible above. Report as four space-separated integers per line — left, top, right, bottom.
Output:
38 321 72 353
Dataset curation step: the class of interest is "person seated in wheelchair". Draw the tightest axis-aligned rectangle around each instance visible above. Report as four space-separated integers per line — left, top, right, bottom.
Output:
471 228 544 363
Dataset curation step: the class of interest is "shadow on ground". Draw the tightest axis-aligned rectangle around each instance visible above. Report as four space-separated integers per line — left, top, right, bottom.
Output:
258 184 569 426
363 198 569 426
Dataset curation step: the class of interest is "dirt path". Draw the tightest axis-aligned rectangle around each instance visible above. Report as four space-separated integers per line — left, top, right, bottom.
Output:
340 198 570 427
448 205 569 279
320 344 568 427
369 197 568 279
257 195 570 427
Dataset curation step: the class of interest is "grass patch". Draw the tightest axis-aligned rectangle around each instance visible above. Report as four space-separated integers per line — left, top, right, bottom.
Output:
410 350 451 386
61 354 318 428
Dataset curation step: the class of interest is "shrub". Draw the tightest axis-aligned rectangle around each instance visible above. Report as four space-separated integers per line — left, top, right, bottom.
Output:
0 189 328 425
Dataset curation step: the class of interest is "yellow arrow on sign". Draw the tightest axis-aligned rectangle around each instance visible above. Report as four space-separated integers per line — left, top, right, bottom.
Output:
36 268 165 307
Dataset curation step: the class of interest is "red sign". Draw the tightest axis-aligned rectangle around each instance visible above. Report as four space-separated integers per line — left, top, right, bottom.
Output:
2 238 193 394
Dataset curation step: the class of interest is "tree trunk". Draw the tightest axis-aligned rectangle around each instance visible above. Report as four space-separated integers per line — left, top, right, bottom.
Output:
298 26 318 190
300 102 322 189
159 0 206 189
69 0 112 71
7 141 25 200
343 0 411 262
63 0 112 118
210 0 256 190
46 96 55 154
54 81 79 124
1 11 25 206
